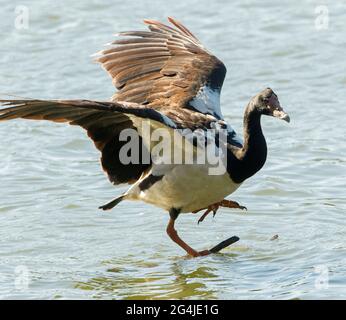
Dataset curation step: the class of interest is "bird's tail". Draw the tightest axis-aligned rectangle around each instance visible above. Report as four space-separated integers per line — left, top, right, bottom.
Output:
99 194 126 211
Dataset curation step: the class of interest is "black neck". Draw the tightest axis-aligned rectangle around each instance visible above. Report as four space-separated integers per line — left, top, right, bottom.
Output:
227 103 267 183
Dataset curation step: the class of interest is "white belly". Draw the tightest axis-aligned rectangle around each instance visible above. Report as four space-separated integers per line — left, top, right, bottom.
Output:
128 164 241 213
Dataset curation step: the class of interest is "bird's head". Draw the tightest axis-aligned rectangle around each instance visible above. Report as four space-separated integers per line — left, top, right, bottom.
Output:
253 88 290 123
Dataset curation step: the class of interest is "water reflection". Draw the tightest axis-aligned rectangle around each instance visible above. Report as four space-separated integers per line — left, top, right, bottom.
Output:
75 255 220 299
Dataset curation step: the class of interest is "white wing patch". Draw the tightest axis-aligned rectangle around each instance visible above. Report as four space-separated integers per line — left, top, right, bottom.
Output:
189 85 223 119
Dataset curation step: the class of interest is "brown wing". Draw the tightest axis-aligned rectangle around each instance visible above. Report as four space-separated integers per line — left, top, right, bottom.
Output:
0 98 221 184
0 99 161 185
95 17 227 119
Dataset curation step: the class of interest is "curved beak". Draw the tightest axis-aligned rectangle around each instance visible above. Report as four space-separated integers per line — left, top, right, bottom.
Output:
273 109 290 123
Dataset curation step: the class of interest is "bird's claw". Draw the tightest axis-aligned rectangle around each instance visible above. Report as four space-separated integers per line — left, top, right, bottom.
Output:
196 200 247 224
197 204 219 224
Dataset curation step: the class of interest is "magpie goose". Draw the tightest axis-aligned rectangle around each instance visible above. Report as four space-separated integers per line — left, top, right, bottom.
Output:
0 18 289 257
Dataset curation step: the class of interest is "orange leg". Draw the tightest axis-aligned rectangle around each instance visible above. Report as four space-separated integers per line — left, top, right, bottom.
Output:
167 209 210 257
193 199 247 224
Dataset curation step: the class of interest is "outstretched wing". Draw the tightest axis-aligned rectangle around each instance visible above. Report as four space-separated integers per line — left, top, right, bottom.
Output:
95 17 227 120
0 98 219 184
0 99 178 184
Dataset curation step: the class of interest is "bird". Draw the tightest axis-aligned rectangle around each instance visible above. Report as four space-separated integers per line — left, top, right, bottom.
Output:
0 17 289 257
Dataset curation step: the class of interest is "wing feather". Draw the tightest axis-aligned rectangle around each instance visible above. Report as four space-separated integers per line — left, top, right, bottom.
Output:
95 17 227 119
0 99 167 184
